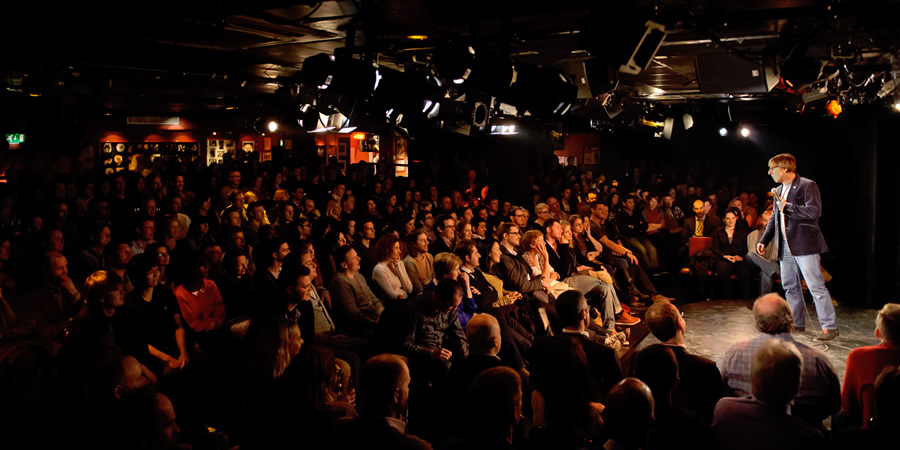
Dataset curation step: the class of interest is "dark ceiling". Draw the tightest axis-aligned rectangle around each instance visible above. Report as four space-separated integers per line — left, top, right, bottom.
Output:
3 0 900 124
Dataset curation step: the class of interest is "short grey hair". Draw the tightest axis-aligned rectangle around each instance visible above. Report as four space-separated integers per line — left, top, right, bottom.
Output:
876 303 900 345
751 338 803 406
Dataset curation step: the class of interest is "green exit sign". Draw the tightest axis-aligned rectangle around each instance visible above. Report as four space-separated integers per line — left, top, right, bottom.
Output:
6 134 24 144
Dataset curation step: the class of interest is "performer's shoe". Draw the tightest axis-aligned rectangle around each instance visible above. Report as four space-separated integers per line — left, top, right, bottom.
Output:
815 329 839 341
794 327 806 333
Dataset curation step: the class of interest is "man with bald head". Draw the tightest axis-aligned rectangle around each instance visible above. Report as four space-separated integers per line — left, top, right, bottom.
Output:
681 199 719 245
449 314 504 404
602 378 656 450
333 354 431 450
720 293 840 425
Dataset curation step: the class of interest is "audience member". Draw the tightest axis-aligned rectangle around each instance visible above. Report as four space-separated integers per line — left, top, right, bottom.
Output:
633 344 713 450
372 233 414 302
530 290 622 400
841 302 900 427
329 245 384 336
333 354 432 450
713 338 826 450
404 229 435 296
645 300 724 422
601 378 656 450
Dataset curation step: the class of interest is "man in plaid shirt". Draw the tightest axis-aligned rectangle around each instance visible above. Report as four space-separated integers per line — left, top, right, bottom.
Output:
720 293 840 425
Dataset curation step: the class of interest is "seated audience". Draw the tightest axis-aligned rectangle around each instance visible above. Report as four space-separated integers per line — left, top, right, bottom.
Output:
720 293 840 424
589 201 671 303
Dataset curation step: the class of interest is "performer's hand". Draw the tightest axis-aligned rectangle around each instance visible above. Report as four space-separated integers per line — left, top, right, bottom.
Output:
773 190 786 212
757 243 766 255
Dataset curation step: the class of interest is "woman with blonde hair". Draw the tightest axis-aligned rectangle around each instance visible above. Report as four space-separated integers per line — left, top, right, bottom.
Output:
253 318 304 379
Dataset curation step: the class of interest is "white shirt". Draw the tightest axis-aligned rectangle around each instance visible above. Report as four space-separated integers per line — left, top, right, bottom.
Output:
779 181 792 244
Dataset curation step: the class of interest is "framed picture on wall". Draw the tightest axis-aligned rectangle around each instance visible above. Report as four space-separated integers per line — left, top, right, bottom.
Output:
583 147 601 165
337 138 349 158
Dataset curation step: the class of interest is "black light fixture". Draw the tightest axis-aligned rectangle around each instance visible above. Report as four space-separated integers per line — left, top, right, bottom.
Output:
372 67 446 125
463 50 514 97
297 53 380 98
432 41 476 85
502 65 577 119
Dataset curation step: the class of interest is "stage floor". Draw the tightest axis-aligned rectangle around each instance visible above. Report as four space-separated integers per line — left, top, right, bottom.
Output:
633 299 883 384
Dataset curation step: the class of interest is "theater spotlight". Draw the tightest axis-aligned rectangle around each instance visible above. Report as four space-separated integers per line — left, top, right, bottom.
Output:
464 50 514 96
503 65 577 119
372 68 446 124
683 113 694 130
662 117 675 140
489 116 520 135
894 102 900 112
432 41 476 85
254 117 281 134
719 127 728 137
298 108 333 133
298 53 380 98
326 112 356 133
740 127 751 137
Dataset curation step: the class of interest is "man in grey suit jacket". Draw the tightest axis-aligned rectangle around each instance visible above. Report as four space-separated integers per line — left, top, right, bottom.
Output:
757 153 837 341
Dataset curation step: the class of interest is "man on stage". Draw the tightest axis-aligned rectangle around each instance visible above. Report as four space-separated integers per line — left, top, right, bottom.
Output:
757 153 837 341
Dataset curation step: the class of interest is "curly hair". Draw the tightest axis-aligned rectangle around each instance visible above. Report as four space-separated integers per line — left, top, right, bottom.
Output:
373 233 401 263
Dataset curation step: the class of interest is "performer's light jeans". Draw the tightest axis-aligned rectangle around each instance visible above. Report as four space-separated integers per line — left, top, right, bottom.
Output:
780 243 836 330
